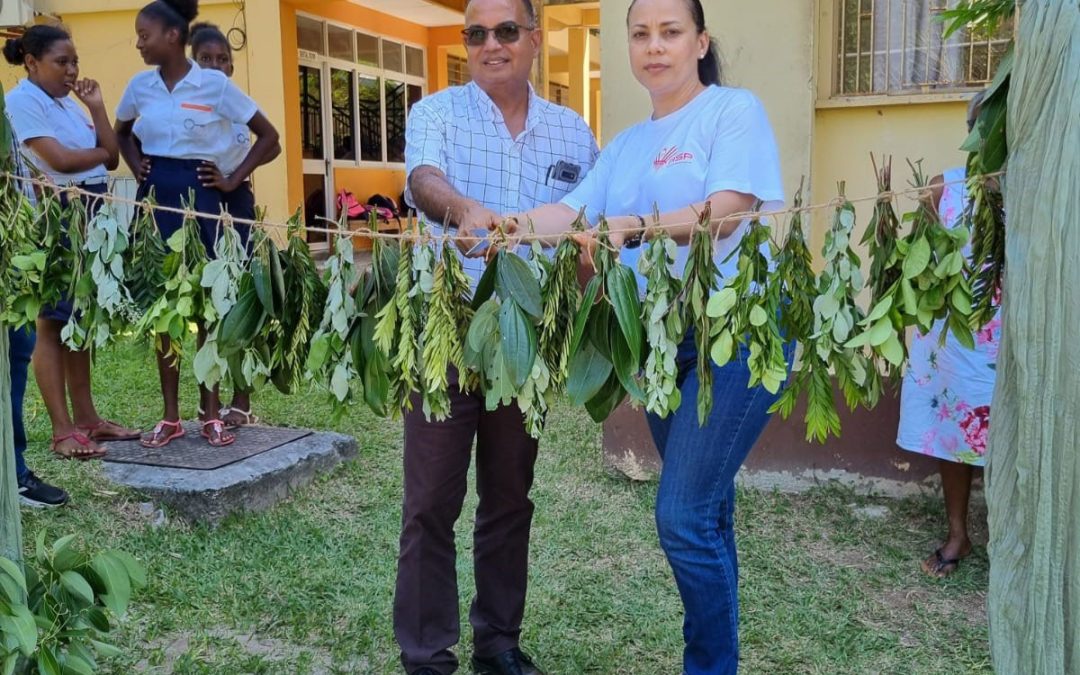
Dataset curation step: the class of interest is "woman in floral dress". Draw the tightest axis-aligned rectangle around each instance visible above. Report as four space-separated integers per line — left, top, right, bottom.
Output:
897 95 1000 578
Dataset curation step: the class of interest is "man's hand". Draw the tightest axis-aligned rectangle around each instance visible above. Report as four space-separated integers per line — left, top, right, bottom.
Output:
455 203 501 257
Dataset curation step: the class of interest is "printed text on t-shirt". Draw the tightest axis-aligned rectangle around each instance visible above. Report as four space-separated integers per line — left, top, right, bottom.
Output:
653 146 694 170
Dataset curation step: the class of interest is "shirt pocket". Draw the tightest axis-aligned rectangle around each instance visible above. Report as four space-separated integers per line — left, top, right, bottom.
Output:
177 105 219 144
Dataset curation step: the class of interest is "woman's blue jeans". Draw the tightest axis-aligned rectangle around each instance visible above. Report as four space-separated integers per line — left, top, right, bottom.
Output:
7 327 35 481
646 333 793 675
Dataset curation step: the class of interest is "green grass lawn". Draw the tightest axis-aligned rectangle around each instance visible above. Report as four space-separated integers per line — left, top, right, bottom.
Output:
16 339 991 674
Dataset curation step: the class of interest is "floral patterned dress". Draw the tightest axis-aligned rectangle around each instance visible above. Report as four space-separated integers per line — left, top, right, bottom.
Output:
896 167 1001 466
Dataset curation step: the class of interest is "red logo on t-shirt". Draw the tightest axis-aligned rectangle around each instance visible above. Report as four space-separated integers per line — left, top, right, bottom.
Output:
653 146 694 170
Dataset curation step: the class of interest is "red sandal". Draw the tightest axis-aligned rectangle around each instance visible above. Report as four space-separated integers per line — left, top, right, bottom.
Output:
141 420 185 448
50 432 106 461
201 419 236 448
78 419 140 442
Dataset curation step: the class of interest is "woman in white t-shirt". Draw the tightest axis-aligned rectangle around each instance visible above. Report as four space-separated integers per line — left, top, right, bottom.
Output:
3 25 140 462
518 0 788 671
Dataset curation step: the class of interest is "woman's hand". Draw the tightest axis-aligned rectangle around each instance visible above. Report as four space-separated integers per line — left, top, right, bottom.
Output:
138 156 152 182
198 161 238 193
71 79 105 109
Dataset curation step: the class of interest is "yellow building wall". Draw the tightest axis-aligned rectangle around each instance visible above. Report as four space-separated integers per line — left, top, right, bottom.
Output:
14 0 292 221
598 0 816 217
809 102 971 253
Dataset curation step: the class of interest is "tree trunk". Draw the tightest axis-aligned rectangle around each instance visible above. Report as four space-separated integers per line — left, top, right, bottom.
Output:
0 330 24 565
986 1 1080 672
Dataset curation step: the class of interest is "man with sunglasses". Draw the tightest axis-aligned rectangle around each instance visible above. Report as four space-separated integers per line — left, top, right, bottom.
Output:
398 1 598 674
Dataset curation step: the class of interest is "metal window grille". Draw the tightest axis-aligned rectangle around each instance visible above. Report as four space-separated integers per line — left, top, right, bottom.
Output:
447 55 471 87
549 82 569 106
836 0 1012 95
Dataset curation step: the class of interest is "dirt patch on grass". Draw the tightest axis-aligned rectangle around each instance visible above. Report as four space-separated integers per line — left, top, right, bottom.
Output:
135 626 368 674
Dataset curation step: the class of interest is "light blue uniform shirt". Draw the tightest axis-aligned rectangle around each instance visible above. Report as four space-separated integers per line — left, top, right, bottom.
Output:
115 60 258 162
404 81 599 287
5 78 107 185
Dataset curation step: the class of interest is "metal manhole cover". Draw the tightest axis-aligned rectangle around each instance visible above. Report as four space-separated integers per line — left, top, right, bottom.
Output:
102 423 313 470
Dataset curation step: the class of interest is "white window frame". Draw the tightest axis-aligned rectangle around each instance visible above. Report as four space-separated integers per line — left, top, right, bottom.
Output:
296 12 427 170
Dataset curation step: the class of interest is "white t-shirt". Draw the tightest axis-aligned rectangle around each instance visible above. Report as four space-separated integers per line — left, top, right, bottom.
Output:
115 60 258 162
218 122 252 177
562 85 784 289
4 78 107 185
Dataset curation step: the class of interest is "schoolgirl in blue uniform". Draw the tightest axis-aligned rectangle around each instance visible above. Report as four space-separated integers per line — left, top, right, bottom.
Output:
3 25 139 469
114 0 280 448
189 21 281 429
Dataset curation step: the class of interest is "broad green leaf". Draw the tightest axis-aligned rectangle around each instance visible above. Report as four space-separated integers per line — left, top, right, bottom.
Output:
60 570 95 606
902 237 931 280
710 329 735 367
496 251 543 319
498 301 537 390
4 605 36 655
567 343 613 405
331 362 351 401
61 652 95 675
84 607 110 633
584 372 628 423
609 326 645 402
867 296 893 323
89 639 123 658
868 317 894 347
706 287 738 319
0 558 26 597
471 256 499 310
2 653 16 675
570 276 602 357
37 646 61 675
881 332 905 367
749 305 768 327
89 554 132 616
951 286 973 315
605 265 643 360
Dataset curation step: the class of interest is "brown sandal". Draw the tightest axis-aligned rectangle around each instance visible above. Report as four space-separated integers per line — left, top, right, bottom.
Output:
78 419 140 442
51 432 107 461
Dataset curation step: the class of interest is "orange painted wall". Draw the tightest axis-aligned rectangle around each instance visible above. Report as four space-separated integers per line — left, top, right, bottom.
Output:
428 26 465 93
280 3 303 219
280 1 463 213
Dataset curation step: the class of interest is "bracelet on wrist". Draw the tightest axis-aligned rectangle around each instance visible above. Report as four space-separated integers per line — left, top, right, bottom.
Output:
623 215 647 249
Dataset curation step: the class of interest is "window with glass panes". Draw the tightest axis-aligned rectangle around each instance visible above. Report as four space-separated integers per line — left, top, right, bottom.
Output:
835 0 1012 96
296 14 427 165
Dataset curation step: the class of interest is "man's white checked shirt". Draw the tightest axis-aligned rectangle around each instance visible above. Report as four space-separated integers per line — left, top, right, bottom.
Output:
404 81 599 284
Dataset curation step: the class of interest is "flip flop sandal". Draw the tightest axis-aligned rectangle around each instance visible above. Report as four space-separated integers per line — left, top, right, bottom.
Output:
141 420 185 449
51 432 107 461
924 548 962 578
201 419 236 448
79 419 140 442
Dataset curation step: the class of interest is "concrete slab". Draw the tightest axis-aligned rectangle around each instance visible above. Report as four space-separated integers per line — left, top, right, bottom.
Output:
103 430 357 526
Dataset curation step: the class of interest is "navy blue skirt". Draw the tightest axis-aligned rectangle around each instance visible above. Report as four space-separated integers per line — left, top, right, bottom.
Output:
136 156 239 258
40 181 108 323
220 179 255 247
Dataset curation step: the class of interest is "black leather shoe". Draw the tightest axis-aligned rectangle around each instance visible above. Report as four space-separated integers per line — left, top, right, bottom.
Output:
471 648 544 675
411 669 441 675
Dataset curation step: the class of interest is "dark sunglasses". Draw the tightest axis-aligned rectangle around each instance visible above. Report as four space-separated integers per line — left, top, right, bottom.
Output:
461 21 534 47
